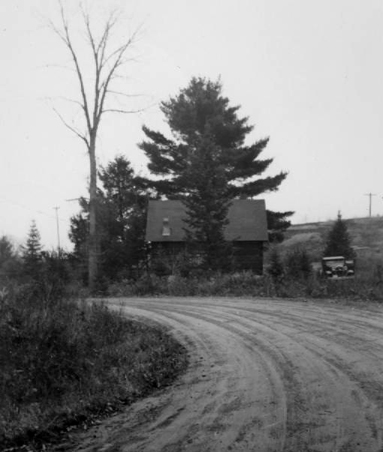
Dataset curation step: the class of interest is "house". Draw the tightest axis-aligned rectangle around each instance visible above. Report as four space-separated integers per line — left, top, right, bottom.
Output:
145 199 268 274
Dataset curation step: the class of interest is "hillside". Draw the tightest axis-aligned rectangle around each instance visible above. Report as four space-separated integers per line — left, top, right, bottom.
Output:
275 217 383 268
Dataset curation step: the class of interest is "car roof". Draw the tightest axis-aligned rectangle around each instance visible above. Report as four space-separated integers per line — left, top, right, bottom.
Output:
322 256 345 261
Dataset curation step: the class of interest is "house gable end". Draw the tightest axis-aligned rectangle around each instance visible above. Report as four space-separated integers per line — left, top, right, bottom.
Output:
145 199 268 243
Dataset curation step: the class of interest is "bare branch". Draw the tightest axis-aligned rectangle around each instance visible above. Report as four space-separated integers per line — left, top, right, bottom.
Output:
81 10 102 136
102 108 142 114
102 32 137 68
51 0 141 138
102 102 157 114
97 10 120 63
36 63 76 73
52 106 90 149
57 0 92 134
106 90 149 99
46 95 83 108
96 35 138 121
47 13 66 44
82 7 98 65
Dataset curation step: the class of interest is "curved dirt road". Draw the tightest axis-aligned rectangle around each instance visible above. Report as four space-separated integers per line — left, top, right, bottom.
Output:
71 297 383 452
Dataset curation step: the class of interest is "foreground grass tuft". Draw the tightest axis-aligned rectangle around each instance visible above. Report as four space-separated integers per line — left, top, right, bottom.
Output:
0 285 188 450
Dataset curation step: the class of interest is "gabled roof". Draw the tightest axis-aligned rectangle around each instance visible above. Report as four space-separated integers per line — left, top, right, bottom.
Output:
145 199 268 242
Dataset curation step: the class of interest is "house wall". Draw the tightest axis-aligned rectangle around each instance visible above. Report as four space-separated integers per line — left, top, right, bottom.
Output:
149 241 264 275
232 241 264 275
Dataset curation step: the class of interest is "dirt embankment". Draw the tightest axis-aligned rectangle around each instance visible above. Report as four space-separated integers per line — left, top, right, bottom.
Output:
63 297 383 451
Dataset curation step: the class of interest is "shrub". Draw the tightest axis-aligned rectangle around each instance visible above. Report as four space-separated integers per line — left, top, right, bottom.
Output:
284 247 312 280
267 248 284 280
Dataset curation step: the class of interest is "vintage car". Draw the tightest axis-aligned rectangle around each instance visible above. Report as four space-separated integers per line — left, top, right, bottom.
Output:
322 256 355 278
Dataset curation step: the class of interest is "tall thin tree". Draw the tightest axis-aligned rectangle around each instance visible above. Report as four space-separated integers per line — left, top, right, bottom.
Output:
50 1 139 290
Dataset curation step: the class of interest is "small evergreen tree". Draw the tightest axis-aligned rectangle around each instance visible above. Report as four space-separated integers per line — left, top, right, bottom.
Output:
22 221 43 279
324 212 355 259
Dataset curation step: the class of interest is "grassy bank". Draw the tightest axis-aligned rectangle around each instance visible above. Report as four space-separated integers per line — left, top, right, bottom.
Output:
0 284 188 451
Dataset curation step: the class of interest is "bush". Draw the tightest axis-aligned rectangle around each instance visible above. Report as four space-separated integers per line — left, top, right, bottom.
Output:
267 248 284 280
284 247 312 280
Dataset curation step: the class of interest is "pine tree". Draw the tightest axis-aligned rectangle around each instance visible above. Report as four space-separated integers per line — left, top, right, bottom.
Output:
98 156 148 279
69 156 149 281
324 212 355 259
182 132 232 271
139 77 292 240
22 221 43 279
99 156 144 225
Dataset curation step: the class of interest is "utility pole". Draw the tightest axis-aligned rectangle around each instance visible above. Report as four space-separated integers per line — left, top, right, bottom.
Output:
364 193 376 218
53 206 61 253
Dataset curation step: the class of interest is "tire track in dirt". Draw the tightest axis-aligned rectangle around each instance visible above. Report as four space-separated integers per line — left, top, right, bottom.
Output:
70 298 383 452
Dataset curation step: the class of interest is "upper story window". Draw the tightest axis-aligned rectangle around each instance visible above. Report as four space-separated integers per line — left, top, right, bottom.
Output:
162 217 171 236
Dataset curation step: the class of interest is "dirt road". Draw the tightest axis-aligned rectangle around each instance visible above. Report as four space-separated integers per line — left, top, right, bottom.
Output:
71 297 383 452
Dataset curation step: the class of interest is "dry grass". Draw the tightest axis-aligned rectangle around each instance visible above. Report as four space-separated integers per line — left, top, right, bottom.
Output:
0 283 188 451
107 270 383 301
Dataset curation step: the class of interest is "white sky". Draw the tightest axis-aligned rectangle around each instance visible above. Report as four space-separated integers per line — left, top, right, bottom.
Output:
1 0 383 250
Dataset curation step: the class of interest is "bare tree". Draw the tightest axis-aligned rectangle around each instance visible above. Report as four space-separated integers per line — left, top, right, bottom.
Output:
50 1 140 290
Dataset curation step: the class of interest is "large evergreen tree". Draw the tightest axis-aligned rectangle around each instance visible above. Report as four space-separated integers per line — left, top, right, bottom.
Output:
139 77 292 240
182 131 232 270
324 212 355 259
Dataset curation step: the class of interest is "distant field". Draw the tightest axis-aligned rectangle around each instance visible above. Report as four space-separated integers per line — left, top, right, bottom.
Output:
273 216 383 267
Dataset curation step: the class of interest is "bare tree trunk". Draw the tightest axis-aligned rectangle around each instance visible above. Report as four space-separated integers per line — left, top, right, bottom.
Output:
88 133 98 290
